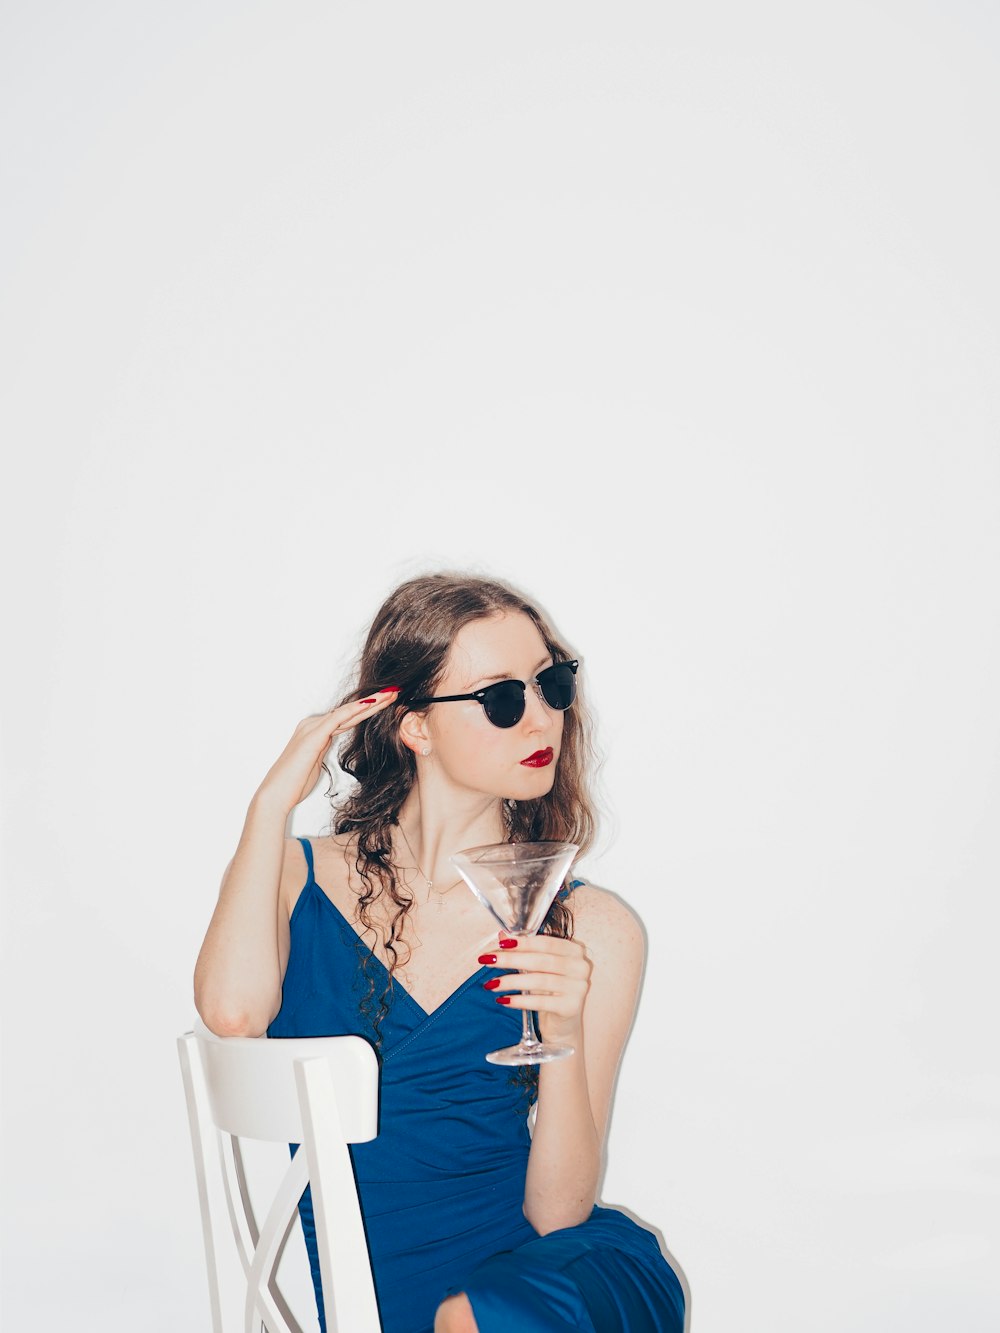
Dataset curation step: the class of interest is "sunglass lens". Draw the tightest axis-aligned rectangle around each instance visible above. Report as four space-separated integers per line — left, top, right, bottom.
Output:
482 680 526 728
538 663 577 710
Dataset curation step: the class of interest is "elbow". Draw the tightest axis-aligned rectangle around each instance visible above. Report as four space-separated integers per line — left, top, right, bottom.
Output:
197 1008 269 1038
194 988 278 1039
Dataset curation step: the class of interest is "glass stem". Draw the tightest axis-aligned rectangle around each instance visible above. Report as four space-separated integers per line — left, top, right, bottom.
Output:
521 1008 540 1047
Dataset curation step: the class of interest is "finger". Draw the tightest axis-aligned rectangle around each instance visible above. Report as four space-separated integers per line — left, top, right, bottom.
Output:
327 689 401 733
336 688 400 714
492 991 582 1013
492 946 591 977
498 933 587 956
294 696 393 737
499 937 588 958
487 970 583 994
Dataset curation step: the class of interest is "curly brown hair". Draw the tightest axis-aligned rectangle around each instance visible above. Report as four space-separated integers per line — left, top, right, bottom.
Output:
321 571 599 1056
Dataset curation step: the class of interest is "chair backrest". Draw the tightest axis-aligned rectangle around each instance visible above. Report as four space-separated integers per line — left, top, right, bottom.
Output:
178 1021 382 1333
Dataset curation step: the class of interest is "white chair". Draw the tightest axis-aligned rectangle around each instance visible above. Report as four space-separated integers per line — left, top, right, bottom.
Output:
178 1020 383 1333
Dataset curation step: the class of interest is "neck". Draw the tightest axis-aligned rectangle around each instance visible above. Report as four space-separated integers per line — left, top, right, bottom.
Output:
394 782 507 889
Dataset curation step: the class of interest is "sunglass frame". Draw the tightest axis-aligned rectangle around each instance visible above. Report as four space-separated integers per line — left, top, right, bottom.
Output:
407 659 579 728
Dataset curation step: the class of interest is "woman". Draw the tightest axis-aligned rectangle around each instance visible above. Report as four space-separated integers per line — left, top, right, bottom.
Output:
194 572 686 1333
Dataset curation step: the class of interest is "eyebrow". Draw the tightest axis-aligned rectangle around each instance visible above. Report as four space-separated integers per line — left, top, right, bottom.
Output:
464 654 553 690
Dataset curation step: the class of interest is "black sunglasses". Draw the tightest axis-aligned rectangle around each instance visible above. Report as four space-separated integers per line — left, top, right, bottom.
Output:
408 660 579 729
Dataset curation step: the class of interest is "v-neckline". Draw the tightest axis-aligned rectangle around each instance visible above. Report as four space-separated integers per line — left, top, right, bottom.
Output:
305 874 492 1021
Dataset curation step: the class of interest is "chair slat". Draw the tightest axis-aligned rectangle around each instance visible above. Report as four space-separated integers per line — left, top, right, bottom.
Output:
178 1028 383 1333
242 1149 312 1333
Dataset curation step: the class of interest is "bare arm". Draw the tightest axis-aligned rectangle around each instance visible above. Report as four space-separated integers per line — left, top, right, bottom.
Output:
489 889 644 1234
192 689 400 1037
193 795 294 1036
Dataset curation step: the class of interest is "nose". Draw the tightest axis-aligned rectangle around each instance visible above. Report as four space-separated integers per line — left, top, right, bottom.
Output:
522 680 555 729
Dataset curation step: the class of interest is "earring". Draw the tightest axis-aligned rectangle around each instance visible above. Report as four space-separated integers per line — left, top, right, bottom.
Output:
421 746 431 756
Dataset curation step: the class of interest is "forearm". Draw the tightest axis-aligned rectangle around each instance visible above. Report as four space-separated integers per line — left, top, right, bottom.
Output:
523 1038 601 1234
193 794 289 1035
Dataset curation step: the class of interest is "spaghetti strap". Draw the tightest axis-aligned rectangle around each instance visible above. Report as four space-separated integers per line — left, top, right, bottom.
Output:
297 835 315 883
558 876 585 901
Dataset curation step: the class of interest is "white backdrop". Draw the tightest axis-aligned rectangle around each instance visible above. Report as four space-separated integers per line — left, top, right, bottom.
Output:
2 3 998 1330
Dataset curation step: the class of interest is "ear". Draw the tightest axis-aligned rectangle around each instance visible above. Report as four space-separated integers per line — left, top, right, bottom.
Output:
398 707 431 756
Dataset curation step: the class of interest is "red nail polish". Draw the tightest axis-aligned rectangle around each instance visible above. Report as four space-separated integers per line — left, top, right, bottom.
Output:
498 938 518 950
478 953 497 965
496 996 512 1005
381 686 401 693
360 697 377 704
483 978 501 991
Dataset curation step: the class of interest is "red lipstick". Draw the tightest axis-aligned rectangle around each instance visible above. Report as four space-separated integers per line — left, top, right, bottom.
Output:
520 747 554 768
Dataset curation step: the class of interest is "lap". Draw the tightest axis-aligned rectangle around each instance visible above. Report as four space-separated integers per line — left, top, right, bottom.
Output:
452 1206 685 1333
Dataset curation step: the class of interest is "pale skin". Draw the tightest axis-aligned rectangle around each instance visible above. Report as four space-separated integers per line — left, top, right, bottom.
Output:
194 611 645 1333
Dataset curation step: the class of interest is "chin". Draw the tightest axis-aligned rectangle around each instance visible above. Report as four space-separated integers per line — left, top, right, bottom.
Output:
511 769 558 800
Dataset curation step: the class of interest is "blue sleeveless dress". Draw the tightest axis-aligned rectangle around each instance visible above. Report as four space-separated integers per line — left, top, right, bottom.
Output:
267 837 685 1333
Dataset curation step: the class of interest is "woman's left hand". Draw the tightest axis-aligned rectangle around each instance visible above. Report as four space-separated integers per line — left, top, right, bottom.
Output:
483 933 593 1045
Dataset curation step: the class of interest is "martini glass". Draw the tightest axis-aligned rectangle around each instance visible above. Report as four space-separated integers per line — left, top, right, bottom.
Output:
451 840 579 1065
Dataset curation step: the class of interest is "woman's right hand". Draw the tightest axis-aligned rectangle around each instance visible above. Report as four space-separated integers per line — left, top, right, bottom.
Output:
254 688 400 814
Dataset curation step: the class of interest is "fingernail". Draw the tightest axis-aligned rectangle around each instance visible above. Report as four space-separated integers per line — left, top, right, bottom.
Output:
496 996 512 1005
360 697 377 705
380 686 401 693
478 953 497 965
483 978 501 991
498 938 518 950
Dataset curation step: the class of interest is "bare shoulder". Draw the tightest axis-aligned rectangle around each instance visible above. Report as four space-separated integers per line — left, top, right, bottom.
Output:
568 880 646 973
278 831 357 918
570 883 647 1077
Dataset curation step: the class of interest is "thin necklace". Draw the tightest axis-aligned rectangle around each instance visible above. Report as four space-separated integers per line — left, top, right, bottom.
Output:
395 821 464 908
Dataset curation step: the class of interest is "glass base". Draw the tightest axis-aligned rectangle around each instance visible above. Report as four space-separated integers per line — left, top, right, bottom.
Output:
485 1041 575 1066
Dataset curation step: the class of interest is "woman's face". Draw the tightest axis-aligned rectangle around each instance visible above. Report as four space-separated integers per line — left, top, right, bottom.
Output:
416 611 566 801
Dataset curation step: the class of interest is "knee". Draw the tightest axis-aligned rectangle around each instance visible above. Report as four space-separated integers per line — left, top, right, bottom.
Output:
434 1292 479 1333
